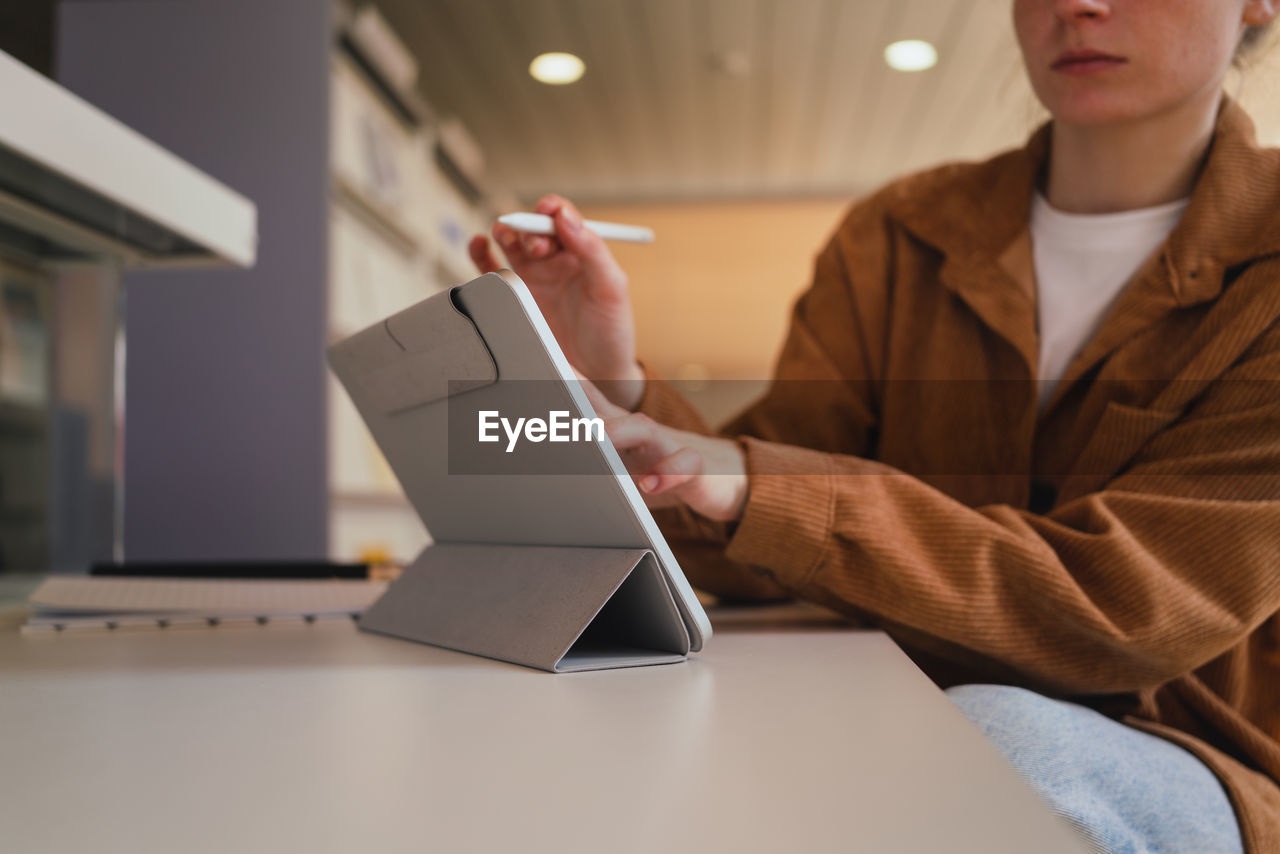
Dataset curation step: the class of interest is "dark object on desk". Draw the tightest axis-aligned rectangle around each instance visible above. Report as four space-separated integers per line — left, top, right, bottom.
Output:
89 560 371 579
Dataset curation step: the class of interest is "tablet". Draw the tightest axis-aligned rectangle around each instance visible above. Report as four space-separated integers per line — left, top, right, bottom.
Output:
327 270 711 656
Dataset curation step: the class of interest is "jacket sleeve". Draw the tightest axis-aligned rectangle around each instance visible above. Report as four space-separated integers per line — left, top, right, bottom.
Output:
721 315 1280 695
636 198 889 601
640 195 1280 692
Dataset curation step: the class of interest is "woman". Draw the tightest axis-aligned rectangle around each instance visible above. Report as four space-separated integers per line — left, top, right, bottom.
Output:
470 1 1280 851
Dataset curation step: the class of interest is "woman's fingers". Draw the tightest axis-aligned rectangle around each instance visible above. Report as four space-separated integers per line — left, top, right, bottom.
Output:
494 198 564 260
553 208 618 287
534 193 572 216
468 235 501 274
603 413 678 473
599 414 747 521
492 219 570 268
602 413 695 496
474 227 563 274
521 234 558 259
639 447 704 495
491 223 526 263
532 195 624 295
602 412 667 454
572 369 627 419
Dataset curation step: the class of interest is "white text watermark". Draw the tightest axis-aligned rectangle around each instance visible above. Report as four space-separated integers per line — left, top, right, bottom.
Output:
478 410 605 453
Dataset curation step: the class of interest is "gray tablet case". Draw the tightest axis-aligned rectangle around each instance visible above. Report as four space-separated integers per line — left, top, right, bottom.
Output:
326 270 711 672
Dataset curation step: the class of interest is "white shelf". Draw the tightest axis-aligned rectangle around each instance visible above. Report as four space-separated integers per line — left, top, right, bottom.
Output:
0 49 256 268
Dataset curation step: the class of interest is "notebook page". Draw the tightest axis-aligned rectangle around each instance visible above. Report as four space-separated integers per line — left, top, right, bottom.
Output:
28 576 387 617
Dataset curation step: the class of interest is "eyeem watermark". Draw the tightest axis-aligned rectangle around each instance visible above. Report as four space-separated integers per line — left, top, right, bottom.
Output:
478 410 605 453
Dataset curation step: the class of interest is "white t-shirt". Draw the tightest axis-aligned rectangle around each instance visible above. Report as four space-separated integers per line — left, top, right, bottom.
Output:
1030 191 1190 408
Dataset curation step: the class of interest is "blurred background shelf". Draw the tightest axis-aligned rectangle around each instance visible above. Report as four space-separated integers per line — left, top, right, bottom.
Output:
326 4 502 564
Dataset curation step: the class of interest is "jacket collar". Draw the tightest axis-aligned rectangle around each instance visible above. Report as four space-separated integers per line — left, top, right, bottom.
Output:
886 94 1280 379
1164 96 1280 301
893 93 1280 301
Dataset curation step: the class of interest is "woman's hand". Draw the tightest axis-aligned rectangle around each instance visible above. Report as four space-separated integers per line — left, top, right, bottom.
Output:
470 194 645 410
578 374 749 523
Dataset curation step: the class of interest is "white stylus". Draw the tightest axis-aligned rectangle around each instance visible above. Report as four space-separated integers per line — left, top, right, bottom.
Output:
497 212 655 244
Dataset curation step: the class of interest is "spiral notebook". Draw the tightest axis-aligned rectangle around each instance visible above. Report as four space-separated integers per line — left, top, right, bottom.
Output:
22 575 387 633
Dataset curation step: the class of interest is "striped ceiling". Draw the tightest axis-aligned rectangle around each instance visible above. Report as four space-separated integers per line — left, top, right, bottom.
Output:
372 0 1280 204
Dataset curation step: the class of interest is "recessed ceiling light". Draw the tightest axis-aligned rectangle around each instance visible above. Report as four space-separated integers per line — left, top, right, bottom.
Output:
884 40 937 72
529 52 585 85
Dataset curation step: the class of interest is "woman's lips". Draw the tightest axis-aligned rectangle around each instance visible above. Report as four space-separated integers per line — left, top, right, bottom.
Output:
1052 51 1126 75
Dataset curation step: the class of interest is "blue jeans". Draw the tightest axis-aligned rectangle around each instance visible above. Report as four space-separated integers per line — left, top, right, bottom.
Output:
946 684 1243 854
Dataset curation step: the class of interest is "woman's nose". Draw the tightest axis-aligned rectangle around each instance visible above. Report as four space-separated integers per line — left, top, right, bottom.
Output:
1052 0 1112 23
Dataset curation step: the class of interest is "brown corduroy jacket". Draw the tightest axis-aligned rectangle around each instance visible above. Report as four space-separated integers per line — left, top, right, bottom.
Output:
639 94 1280 852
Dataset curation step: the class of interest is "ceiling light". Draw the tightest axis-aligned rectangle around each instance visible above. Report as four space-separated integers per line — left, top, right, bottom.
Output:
884 40 937 72
529 52 585 85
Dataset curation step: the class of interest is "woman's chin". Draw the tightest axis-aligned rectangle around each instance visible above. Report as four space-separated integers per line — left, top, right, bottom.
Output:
1042 92 1152 129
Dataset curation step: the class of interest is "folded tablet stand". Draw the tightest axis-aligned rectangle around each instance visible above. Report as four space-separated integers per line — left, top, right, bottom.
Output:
360 543 690 672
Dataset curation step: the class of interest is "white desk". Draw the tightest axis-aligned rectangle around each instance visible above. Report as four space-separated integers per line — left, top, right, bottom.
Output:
0 599 1088 853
